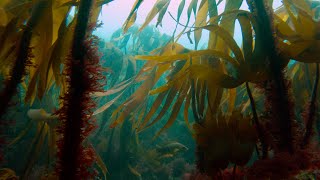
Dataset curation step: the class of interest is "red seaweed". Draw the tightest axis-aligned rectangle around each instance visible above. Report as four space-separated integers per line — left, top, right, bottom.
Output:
248 0 296 153
55 0 104 179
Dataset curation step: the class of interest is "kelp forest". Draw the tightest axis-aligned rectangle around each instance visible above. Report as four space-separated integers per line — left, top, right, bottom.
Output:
0 0 320 179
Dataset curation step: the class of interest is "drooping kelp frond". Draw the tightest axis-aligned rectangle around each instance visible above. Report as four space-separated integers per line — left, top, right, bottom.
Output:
24 0 108 104
0 0 109 173
23 0 75 104
95 0 273 138
104 1 320 178
0 0 112 107
109 0 319 153
55 0 104 178
93 43 188 114
0 0 72 106
274 0 320 63
193 109 256 176
93 41 238 136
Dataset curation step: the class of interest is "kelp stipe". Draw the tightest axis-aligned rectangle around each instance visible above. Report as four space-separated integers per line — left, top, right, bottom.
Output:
0 0 47 119
245 82 268 159
301 63 319 148
55 0 104 178
0 0 46 164
248 0 295 153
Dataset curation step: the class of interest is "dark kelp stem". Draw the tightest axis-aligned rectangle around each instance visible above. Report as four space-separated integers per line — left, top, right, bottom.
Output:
0 0 47 118
56 0 97 179
0 0 47 164
301 63 319 148
246 82 268 159
304 64 313 91
248 0 295 153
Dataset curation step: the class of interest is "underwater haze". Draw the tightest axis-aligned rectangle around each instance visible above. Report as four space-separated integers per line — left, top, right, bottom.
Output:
0 0 320 179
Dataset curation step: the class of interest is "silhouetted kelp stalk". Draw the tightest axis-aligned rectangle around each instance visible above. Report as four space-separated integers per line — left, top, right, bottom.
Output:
301 63 319 148
0 0 47 163
55 0 104 179
0 1 48 118
245 82 268 159
248 0 295 153
241 1 320 179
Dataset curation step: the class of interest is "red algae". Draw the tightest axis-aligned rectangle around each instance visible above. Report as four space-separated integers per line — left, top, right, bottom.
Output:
55 0 104 178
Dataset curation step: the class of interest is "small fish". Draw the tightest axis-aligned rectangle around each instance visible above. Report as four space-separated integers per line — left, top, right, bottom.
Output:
128 164 141 178
158 153 174 159
27 109 59 127
156 142 188 155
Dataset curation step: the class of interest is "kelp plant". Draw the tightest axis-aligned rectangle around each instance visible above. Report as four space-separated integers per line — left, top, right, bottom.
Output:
0 0 108 179
94 0 320 179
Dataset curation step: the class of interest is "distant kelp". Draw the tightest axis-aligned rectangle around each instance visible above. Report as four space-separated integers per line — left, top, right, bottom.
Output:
108 0 320 178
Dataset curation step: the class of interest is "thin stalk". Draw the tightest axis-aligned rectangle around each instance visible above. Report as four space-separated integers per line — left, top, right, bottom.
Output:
304 64 313 91
246 82 267 159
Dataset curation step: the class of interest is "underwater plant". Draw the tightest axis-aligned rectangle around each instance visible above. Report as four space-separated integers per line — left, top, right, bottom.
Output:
54 0 105 178
94 0 320 179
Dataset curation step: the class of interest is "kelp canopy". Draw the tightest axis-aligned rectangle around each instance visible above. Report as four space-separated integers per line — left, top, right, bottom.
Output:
0 0 320 179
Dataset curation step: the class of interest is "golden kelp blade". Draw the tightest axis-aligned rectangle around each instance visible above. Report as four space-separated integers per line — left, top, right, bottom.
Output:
122 0 143 33
156 0 170 27
153 83 189 138
276 0 320 63
139 0 170 32
194 0 208 50
0 168 17 179
123 11 137 33
24 0 74 103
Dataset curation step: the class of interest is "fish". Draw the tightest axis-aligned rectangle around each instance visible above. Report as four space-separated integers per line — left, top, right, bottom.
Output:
27 109 59 127
155 142 188 155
